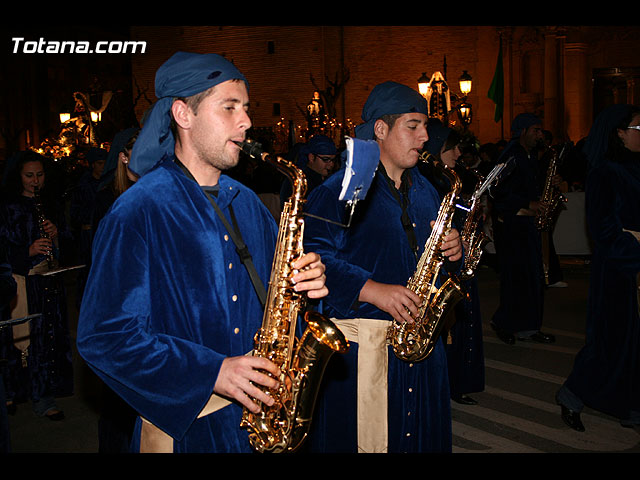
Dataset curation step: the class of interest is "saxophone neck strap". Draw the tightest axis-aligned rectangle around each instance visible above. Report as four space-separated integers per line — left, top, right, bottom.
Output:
174 157 267 308
378 164 418 260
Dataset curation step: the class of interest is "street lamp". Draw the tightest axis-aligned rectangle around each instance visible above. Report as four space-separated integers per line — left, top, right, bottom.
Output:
417 72 430 98
457 70 473 128
458 70 473 97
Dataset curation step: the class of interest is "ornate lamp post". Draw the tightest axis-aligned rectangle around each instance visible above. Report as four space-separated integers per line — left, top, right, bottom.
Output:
457 70 473 128
417 72 430 99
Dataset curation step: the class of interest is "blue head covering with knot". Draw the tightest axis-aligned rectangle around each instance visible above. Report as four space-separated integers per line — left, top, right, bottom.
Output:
87 147 108 165
355 81 428 140
424 118 452 156
583 104 634 171
129 51 248 177
99 127 139 189
297 134 337 166
510 113 541 139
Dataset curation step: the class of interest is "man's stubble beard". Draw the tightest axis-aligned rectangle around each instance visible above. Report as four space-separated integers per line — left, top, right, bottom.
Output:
192 135 239 173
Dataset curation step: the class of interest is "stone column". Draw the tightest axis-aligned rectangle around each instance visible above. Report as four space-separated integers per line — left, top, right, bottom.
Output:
544 29 559 140
564 43 590 143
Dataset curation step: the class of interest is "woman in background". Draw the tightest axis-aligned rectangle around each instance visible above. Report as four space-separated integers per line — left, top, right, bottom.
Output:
0 151 73 421
556 104 640 431
89 127 140 452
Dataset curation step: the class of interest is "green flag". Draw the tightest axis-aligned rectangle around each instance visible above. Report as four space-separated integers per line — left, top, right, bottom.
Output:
488 37 504 123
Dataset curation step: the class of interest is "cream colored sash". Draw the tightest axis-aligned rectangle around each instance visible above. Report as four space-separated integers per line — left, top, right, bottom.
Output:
9 261 57 358
332 317 391 453
623 229 640 243
139 393 233 453
9 274 30 355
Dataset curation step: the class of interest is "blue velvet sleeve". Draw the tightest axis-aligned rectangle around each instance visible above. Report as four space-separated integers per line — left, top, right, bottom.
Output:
585 162 640 275
77 209 226 441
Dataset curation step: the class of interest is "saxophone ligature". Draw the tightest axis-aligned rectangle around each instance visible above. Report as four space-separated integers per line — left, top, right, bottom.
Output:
387 152 464 362
233 139 349 453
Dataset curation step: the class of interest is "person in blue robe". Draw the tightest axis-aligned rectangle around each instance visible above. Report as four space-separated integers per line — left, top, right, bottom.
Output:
302 81 462 453
421 119 485 406
0 237 17 452
88 127 139 453
489 113 555 344
556 104 640 431
279 134 337 208
69 147 107 308
0 151 73 421
75 52 329 453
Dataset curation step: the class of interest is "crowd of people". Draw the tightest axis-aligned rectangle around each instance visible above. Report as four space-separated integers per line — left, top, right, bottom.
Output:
0 50 637 453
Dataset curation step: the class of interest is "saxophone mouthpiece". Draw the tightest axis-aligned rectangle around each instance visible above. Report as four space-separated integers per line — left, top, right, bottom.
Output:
234 139 264 159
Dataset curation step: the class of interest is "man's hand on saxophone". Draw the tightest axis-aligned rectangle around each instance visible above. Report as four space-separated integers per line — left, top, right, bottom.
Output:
211 251 329 415
359 280 423 324
436 221 463 262
213 356 281 414
290 251 328 299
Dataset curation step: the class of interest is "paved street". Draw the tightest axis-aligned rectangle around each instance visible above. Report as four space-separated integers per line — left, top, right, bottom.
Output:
453 258 640 453
5 256 640 453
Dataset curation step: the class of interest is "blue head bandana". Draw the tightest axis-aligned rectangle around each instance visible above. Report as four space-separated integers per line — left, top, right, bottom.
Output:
98 127 139 189
297 134 337 166
87 147 108 165
355 81 428 140
510 113 541 138
130 51 248 176
583 103 634 171
425 118 452 156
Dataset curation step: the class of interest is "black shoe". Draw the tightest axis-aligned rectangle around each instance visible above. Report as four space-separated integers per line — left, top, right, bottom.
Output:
559 405 584 431
528 331 556 343
491 322 515 345
452 394 478 405
556 395 584 432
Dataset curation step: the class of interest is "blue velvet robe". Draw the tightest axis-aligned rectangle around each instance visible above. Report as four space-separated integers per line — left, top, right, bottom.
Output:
446 277 485 397
563 158 640 420
76 158 279 453
490 142 545 334
0 195 74 404
70 171 101 306
0 239 17 453
301 165 452 453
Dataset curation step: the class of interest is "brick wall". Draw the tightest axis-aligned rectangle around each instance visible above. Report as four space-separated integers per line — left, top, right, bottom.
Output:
130 25 640 147
130 25 498 143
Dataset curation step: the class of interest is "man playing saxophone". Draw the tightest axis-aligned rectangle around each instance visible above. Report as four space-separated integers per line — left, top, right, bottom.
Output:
490 113 556 345
76 52 329 453
302 81 462 453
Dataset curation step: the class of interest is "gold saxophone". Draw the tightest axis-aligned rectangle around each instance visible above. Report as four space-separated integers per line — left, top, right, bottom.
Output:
536 145 567 231
33 185 55 269
460 172 487 281
387 155 465 362
460 160 510 280
234 139 349 453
